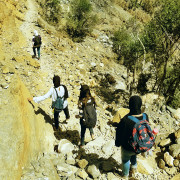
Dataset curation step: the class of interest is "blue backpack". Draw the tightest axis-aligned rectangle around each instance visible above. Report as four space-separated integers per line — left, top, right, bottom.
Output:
52 88 64 112
128 113 155 154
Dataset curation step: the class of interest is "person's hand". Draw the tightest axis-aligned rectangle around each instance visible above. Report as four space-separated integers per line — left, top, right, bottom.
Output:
27 97 33 102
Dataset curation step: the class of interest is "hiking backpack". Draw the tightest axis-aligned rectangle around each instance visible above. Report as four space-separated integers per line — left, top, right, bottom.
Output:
83 102 97 128
52 88 64 112
128 113 155 154
34 35 41 47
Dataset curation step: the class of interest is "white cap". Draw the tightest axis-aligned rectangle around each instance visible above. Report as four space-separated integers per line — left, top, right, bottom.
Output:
34 30 38 36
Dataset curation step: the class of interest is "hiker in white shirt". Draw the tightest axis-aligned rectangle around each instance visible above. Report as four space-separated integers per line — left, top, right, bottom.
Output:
28 75 70 130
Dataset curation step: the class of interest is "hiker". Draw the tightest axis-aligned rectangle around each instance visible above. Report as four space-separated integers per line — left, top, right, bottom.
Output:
115 95 155 178
32 30 42 60
28 75 70 130
76 85 97 147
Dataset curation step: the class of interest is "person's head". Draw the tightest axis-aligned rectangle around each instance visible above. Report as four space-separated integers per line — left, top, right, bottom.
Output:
129 95 142 115
53 75 60 88
34 30 38 36
79 84 91 99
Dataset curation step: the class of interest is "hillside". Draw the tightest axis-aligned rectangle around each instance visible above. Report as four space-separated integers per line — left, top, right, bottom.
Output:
0 0 179 180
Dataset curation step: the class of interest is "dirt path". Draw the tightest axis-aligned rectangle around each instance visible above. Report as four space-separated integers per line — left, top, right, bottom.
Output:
20 0 56 77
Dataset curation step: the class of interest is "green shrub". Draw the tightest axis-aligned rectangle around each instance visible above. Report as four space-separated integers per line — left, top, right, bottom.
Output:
66 0 97 42
40 0 61 24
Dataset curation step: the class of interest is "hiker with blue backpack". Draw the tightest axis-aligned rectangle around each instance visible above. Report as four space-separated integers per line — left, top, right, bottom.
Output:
28 75 70 130
115 95 155 178
76 85 97 147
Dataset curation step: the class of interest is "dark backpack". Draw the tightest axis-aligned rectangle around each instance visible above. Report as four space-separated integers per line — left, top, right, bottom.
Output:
128 113 155 154
52 88 64 112
83 102 97 128
34 35 41 47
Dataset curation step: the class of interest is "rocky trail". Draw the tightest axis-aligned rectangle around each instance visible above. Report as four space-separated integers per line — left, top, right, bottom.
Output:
0 0 179 179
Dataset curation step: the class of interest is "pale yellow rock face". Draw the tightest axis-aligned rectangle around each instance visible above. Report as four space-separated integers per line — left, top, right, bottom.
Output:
0 1 54 179
0 75 54 179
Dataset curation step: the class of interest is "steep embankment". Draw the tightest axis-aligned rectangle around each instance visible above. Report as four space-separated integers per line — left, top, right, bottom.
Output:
0 0 56 179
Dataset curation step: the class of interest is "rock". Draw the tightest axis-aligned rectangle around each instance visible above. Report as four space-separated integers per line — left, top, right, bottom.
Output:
87 165 100 179
112 108 130 123
2 65 15 74
165 167 177 175
177 154 180 160
174 108 180 120
58 139 75 154
105 73 116 84
107 172 119 180
27 58 40 68
77 159 88 169
66 153 76 165
171 173 180 180
173 159 179 167
158 159 166 169
115 81 126 91
56 163 78 177
86 136 105 147
102 140 114 156
159 138 171 147
169 144 180 158
164 152 174 167
76 169 88 179
2 66 10 74
175 138 180 144
91 62 96 67
175 128 180 139
137 158 155 174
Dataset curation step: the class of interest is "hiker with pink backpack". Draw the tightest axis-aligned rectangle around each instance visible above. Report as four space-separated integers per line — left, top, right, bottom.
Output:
115 95 156 178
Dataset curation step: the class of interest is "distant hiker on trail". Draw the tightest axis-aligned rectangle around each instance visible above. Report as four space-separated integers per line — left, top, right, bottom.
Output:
28 75 70 130
76 85 97 147
115 95 155 178
32 30 42 60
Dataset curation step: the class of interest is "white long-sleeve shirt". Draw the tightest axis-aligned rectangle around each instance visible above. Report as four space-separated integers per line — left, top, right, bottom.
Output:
33 86 68 109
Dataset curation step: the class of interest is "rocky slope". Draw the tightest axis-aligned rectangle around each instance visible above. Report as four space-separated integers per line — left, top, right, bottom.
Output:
0 0 180 180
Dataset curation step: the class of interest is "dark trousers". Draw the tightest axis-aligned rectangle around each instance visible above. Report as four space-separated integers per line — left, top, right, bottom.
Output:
80 119 94 145
54 106 70 129
33 46 40 58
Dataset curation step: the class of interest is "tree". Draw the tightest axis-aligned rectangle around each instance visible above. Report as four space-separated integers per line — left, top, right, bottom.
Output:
66 0 97 42
143 0 180 107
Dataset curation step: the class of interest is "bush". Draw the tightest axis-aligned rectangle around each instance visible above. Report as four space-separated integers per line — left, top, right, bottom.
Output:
66 0 97 42
38 0 61 24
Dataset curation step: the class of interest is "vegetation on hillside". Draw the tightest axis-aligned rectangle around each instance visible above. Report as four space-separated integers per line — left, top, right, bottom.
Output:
112 0 180 108
35 0 179 108
37 0 61 24
66 0 98 42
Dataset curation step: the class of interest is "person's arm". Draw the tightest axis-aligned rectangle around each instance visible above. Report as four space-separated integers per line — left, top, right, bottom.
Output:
115 120 124 147
75 100 83 118
29 88 53 103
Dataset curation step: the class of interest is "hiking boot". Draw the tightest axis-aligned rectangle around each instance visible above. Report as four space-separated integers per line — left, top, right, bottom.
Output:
91 134 95 140
79 144 85 148
32 55 36 58
129 167 137 177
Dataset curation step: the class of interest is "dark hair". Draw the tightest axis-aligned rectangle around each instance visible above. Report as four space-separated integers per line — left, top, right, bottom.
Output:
79 84 95 106
129 95 142 115
53 75 60 88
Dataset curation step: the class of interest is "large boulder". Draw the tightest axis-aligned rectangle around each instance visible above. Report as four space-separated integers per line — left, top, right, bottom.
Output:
87 165 100 179
58 139 75 154
112 108 130 123
169 144 180 158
